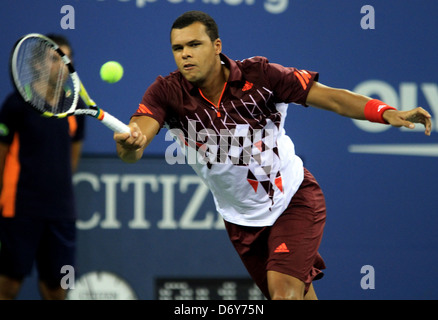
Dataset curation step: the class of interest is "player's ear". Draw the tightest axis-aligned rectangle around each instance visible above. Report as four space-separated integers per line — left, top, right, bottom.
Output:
214 38 222 55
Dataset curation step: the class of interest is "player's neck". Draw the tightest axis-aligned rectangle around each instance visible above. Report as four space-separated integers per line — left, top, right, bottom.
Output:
199 64 229 106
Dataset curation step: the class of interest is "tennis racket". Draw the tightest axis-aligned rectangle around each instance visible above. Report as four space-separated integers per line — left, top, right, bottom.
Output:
10 33 130 134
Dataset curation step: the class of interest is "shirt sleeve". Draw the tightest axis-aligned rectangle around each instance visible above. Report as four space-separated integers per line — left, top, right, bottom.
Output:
132 76 169 128
264 59 319 106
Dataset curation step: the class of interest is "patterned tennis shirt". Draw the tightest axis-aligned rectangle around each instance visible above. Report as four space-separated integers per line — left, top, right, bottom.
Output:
134 53 319 226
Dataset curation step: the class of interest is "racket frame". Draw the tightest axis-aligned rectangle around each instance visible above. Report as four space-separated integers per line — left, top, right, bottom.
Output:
10 33 130 133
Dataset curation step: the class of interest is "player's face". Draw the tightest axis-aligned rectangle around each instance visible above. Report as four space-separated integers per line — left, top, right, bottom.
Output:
171 22 221 86
46 45 72 87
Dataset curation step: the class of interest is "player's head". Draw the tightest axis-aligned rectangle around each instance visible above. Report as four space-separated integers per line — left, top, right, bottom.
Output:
30 34 73 76
27 34 73 94
46 33 73 59
171 11 219 42
170 11 222 86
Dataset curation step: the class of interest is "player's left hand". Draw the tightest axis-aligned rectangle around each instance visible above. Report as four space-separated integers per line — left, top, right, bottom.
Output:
382 107 432 136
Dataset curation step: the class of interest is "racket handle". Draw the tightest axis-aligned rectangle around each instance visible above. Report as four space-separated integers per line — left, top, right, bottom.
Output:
100 111 131 134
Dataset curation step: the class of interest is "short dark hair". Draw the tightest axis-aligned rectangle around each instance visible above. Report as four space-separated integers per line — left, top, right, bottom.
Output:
29 34 73 74
46 33 73 56
171 11 219 42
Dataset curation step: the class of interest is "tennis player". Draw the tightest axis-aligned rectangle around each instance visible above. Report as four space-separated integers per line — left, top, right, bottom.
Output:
114 11 432 300
0 34 86 300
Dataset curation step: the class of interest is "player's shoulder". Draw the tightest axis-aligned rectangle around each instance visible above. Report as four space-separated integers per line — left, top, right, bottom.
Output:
155 69 184 83
149 71 186 95
0 91 26 113
231 56 272 82
237 56 270 67
234 56 272 76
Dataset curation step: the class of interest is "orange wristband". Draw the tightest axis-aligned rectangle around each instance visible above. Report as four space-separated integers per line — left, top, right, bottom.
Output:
364 99 397 124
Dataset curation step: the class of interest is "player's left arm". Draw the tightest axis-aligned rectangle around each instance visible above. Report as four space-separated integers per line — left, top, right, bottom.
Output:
306 81 432 136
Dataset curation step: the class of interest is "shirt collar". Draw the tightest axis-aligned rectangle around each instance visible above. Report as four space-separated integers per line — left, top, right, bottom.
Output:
221 53 243 83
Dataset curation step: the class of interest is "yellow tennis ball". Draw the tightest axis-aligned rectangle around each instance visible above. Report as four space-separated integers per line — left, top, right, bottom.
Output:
100 61 124 83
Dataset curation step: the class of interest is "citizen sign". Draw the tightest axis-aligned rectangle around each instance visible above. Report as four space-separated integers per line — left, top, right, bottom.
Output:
73 173 224 230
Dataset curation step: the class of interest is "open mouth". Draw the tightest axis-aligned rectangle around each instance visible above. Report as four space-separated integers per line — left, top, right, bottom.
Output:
183 63 195 70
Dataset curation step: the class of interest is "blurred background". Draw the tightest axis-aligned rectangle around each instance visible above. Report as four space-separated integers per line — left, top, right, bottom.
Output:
0 0 437 299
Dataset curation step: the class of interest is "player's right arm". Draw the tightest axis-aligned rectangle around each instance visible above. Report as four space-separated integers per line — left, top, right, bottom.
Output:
114 116 160 163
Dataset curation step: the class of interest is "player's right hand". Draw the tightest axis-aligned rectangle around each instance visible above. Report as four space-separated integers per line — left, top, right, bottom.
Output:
114 122 147 150
114 122 147 163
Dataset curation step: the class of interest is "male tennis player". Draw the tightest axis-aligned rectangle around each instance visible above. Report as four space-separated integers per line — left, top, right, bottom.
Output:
114 11 432 300
0 34 85 300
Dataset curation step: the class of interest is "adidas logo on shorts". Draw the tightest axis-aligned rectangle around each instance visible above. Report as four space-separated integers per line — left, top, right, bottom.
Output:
274 242 290 253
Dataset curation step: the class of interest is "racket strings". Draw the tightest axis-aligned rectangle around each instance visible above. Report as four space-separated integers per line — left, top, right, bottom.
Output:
15 38 75 115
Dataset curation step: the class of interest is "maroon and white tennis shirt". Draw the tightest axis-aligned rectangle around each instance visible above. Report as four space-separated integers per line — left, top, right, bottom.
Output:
134 53 318 226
